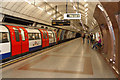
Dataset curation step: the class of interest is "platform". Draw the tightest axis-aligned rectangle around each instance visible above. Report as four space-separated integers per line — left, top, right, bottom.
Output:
2 38 116 78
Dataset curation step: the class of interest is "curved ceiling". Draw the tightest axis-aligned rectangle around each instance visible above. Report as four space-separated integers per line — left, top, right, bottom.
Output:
0 0 101 32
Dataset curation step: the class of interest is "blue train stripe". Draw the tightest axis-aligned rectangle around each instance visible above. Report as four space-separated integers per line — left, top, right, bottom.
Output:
0 52 11 60
29 45 42 51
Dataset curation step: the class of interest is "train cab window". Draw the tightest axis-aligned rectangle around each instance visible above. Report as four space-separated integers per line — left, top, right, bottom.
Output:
19 28 25 41
0 32 9 43
13 27 20 42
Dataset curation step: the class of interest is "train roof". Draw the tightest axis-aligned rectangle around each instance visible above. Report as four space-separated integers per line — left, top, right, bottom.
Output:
25 28 40 33
0 25 9 32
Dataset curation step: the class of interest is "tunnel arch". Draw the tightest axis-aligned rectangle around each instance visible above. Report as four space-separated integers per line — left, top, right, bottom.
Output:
93 2 120 75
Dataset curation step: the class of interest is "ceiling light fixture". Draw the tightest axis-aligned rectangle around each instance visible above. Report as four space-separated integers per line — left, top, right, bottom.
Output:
73 6 76 10
84 3 88 7
98 5 104 11
84 0 88 2
47 12 52 15
44 0 47 2
70 0 73 2
37 7 44 11
85 14 88 17
24 0 31 4
85 12 87 15
85 8 88 12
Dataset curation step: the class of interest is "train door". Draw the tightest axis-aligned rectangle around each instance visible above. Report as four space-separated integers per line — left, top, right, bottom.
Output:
5 25 22 56
19 27 29 53
53 31 56 44
54 31 57 44
39 29 46 48
45 30 49 47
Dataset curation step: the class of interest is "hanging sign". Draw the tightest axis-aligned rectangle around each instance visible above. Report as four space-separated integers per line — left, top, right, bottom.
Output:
64 13 81 19
52 20 70 26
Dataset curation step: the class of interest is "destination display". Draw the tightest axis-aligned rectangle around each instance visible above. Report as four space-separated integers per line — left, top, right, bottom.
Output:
52 20 70 26
64 13 81 19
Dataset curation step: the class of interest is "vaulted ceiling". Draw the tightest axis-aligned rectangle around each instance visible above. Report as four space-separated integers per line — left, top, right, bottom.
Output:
0 0 101 32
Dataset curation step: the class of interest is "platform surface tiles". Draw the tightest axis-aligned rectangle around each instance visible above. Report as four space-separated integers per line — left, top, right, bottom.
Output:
2 38 116 78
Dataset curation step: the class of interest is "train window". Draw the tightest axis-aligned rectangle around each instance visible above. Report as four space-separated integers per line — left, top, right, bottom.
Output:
48 33 53 39
45 33 47 39
43 32 46 39
13 27 20 42
28 33 34 40
1 32 9 43
39 33 41 39
19 28 25 41
34 33 40 39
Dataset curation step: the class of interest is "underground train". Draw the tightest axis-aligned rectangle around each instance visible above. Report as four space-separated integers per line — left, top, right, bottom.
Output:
0 24 76 60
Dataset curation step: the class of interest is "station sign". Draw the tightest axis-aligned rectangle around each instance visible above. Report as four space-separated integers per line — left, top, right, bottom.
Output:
64 13 81 19
52 20 70 26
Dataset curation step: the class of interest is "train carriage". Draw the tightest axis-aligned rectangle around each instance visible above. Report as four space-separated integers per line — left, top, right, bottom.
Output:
26 28 42 51
39 29 49 48
48 31 55 46
0 24 76 61
0 25 11 60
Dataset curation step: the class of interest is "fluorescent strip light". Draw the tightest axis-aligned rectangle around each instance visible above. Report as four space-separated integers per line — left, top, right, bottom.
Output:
25 0 31 4
70 0 73 2
84 0 87 2
84 4 88 7
47 12 52 15
85 8 88 12
38 7 43 11
85 12 87 14
73 6 76 10
44 0 47 2
98 5 104 11
85 14 88 17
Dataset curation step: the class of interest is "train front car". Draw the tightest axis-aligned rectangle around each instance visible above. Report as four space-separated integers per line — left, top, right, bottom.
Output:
0 25 11 60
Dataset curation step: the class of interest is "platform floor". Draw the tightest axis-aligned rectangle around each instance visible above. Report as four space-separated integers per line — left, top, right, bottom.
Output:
2 38 116 78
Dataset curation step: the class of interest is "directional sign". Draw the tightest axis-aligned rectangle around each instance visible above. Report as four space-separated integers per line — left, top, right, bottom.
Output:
52 20 70 26
64 13 81 19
